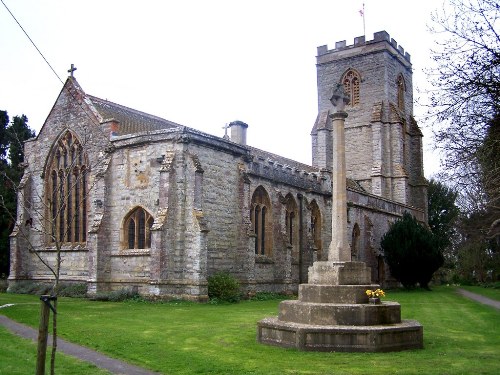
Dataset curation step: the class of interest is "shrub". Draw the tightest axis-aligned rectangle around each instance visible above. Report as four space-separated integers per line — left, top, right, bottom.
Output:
207 272 241 303
381 212 444 289
7 281 52 295
89 288 140 302
57 283 88 298
0 278 7 293
248 292 292 301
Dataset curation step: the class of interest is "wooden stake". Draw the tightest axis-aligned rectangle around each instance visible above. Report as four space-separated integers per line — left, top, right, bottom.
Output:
36 295 51 375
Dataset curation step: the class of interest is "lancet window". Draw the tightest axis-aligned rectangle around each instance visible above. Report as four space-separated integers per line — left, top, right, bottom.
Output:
46 131 87 244
309 200 322 260
342 69 361 106
285 193 298 250
351 223 361 261
251 186 272 256
124 207 154 249
397 74 406 111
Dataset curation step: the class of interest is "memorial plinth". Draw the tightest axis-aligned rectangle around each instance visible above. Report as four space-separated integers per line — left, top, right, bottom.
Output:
257 261 423 352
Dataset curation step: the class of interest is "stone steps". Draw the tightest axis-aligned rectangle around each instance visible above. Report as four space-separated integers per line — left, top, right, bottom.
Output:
257 261 424 352
258 317 423 352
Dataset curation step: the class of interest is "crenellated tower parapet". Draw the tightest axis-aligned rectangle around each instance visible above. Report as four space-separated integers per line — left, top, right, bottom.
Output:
312 31 427 213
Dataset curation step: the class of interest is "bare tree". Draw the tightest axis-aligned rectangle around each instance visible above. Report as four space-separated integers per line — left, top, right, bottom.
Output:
2 88 113 374
426 0 500 215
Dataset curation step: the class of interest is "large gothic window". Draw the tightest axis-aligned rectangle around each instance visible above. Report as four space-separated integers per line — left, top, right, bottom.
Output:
46 131 87 244
310 200 322 260
342 69 361 106
251 186 273 256
124 207 153 249
397 74 406 111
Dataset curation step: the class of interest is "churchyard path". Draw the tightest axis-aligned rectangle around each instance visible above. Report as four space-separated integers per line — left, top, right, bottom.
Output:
456 288 500 310
0 314 160 375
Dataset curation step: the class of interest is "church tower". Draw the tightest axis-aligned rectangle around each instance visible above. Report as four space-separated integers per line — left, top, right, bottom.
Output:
311 31 427 211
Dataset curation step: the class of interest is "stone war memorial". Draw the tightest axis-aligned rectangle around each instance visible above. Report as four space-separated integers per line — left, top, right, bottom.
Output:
8 27 427 340
257 85 423 352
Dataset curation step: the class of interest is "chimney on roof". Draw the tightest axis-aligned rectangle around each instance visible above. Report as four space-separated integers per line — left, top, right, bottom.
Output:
102 118 120 138
228 120 248 145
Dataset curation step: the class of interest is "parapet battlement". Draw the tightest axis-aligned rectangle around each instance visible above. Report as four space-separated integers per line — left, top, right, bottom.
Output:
317 30 411 63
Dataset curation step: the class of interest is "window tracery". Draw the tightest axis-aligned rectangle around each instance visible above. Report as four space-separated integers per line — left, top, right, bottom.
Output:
342 69 361 106
309 200 322 260
124 207 153 249
284 193 298 261
351 223 361 261
251 186 272 256
46 131 87 244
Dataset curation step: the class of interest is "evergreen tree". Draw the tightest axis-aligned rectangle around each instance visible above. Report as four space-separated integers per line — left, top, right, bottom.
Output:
428 178 460 258
0 111 35 277
0 110 10 277
381 212 444 289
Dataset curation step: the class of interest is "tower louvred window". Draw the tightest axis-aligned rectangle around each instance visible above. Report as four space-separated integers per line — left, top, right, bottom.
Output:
397 74 406 111
342 69 361 106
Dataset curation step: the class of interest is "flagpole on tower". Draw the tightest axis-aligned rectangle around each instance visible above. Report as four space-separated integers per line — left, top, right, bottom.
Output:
360 3 366 37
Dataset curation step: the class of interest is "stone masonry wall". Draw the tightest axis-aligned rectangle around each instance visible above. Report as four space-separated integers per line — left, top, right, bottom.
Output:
9 78 111 287
314 31 422 210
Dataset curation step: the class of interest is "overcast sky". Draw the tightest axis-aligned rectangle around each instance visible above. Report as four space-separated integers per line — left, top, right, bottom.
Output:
1 0 442 176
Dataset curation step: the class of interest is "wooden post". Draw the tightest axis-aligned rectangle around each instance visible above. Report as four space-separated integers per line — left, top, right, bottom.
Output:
36 295 51 375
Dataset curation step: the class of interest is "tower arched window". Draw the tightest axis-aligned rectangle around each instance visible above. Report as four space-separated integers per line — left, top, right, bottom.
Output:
251 186 273 256
342 69 361 106
397 74 406 111
124 207 154 249
45 131 87 244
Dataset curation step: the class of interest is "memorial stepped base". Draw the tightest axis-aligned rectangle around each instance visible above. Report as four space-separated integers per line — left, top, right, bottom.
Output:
257 262 424 352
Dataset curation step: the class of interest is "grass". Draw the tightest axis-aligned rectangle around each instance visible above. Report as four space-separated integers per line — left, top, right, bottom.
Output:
0 286 499 374
0 325 111 375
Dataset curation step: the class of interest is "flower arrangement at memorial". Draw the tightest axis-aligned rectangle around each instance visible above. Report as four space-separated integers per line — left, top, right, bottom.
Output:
365 289 385 298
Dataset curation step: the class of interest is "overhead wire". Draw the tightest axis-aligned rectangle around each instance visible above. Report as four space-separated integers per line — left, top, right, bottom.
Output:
0 0 113 136
1 0 64 85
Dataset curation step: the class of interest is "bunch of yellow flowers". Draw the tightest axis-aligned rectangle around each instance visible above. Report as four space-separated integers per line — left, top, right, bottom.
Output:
366 289 385 298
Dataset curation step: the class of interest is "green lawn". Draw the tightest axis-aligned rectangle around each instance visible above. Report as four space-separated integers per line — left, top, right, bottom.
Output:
0 325 111 375
0 286 499 374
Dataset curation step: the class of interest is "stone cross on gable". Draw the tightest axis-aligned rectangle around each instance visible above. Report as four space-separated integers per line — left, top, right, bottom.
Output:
68 64 77 77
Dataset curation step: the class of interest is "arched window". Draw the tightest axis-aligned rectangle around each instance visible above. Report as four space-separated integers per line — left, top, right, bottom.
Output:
251 186 272 256
397 74 406 111
342 69 361 107
285 194 297 246
124 207 154 249
351 223 361 261
310 200 322 260
46 131 87 244
284 193 298 261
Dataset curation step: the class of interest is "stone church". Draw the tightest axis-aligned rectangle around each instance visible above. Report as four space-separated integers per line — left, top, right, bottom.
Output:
9 31 427 300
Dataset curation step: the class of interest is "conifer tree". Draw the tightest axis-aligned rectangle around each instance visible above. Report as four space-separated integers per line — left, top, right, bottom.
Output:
381 212 444 289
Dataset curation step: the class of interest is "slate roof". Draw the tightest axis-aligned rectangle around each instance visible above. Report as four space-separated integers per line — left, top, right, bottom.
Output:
87 95 182 135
